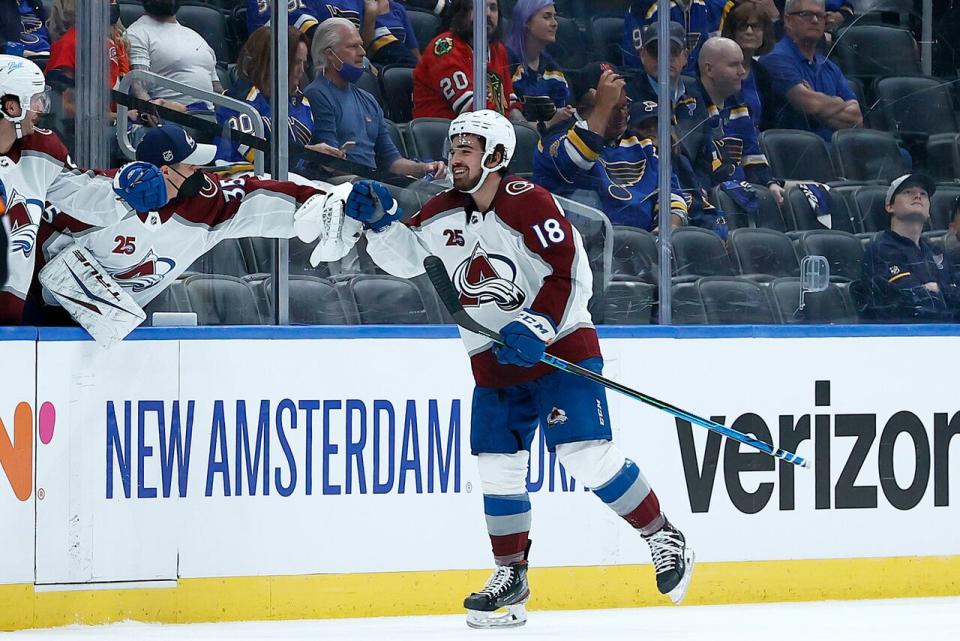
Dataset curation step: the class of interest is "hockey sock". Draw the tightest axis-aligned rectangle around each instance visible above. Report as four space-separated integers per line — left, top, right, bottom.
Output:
483 493 532 565
592 459 664 535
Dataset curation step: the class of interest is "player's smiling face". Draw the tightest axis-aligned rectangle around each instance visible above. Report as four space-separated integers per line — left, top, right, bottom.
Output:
449 134 486 192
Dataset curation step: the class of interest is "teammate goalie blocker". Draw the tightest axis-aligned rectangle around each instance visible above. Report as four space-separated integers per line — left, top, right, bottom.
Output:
332 110 694 627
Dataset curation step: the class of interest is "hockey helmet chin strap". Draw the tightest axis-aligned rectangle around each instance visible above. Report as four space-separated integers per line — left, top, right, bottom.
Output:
457 132 507 195
2 89 51 140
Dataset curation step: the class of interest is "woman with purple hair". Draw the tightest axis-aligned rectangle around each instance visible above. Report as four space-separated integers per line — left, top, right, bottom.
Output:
506 0 574 129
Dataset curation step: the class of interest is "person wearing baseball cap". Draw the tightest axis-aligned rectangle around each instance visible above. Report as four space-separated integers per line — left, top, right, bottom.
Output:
135 125 218 203
859 173 960 322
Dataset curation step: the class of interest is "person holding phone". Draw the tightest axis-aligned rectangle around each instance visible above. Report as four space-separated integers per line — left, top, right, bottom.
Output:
304 18 446 178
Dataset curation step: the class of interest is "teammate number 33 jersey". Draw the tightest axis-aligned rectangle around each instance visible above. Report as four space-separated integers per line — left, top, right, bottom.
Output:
366 177 600 388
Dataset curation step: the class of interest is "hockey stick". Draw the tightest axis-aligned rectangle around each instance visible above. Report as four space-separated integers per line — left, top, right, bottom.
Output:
423 256 811 469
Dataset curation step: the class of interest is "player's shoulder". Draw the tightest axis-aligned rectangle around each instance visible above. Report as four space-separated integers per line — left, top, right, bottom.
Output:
20 128 70 162
493 176 563 221
411 187 467 227
427 31 464 59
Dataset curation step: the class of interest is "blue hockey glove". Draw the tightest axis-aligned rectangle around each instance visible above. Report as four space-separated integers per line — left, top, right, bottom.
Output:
113 161 168 212
494 310 557 367
345 179 403 232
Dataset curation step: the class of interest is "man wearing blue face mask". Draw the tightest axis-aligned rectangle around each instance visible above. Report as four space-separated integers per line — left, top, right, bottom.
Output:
303 17 446 179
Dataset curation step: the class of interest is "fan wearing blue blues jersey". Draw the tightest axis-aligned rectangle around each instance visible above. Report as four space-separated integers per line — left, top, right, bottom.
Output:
621 0 729 73
367 0 421 66
533 63 688 232
215 26 330 165
1 0 51 66
505 0 574 130
694 37 784 203
246 0 377 47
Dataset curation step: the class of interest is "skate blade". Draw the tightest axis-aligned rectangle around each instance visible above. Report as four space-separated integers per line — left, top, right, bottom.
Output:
667 546 696 605
465 603 528 629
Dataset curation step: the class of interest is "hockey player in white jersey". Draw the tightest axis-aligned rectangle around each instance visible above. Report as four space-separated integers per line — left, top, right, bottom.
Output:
26 123 359 336
0 54 169 324
323 110 695 627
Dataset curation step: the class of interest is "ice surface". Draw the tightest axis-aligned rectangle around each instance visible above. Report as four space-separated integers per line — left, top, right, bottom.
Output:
7 597 958 641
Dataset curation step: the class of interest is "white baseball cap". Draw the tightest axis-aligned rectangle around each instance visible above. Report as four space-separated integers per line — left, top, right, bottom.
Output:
886 173 935 205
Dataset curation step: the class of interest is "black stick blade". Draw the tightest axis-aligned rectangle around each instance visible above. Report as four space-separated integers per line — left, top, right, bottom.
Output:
423 256 463 316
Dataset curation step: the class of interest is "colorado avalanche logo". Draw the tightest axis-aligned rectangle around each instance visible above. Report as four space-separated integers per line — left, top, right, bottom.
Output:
546 407 568 426
109 250 176 292
3 188 38 257
453 243 525 310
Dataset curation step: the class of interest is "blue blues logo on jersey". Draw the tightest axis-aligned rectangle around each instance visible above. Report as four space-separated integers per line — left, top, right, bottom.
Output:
453 244 525 311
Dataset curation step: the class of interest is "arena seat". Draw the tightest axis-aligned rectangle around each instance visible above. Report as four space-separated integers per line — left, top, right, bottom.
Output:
119 1 145 28
589 15 626 64
340 274 441 324
405 117 452 162
711 183 788 232
546 16 588 69
852 184 895 232
784 183 859 233
355 69 384 111
672 227 736 278
697 277 778 324
611 225 658 282
406 9 442 53
874 75 958 142
760 130 838 183
182 274 264 324
379 65 416 123
671 280 707 324
727 228 800 279
186 239 250 277
832 129 905 183
929 184 960 230
384 119 408 157
507 124 540 176
770 278 858 324
832 25 921 82
177 4 235 63
602 279 656 324
796 229 865 281
143 278 191 321
261 275 353 325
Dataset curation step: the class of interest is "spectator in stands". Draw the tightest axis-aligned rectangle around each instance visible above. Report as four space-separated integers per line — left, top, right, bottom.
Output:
305 18 446 177
534 62 688 232
944 196 960 280
824 1 853 35
247 0 377 53
47 0 128 90
695 37 785 203
1 0 51 66
413 0 523 121
367 0 422 66
859 174 960 322
621 0 727 73
720 0 775 129
127 0 222 109
215 26 322 164
626 22 711 170
505 0 574 129
759 0 861 142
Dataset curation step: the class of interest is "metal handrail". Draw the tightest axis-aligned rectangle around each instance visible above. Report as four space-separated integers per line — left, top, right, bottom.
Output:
114 70 266 176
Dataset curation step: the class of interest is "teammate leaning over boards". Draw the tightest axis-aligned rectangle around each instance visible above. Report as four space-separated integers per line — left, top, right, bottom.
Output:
0 54 168 324
311 110 694 628
26 124 361 336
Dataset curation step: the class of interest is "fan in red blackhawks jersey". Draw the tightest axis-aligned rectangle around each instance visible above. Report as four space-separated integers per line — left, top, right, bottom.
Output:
336 110 695 628
0 54 170 324
25 124 358 325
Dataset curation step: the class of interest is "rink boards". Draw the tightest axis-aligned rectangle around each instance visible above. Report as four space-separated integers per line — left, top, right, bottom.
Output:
1 325 959 630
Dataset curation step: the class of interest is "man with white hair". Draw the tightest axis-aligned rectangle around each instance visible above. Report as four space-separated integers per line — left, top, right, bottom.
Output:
303 17 445 178
759 0 862 141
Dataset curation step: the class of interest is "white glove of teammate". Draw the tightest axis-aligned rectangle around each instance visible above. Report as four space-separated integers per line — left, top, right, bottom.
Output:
293 182 364 266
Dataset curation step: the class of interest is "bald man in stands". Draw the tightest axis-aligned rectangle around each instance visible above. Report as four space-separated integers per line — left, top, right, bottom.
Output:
691 37 784 202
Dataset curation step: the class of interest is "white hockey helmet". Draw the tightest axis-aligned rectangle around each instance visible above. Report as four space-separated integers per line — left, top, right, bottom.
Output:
448 110 516 194
0 54 50 138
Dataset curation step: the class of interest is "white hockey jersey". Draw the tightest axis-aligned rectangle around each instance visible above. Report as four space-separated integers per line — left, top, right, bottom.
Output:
0 128 132 322
31 172 325 311
366 176 600 388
